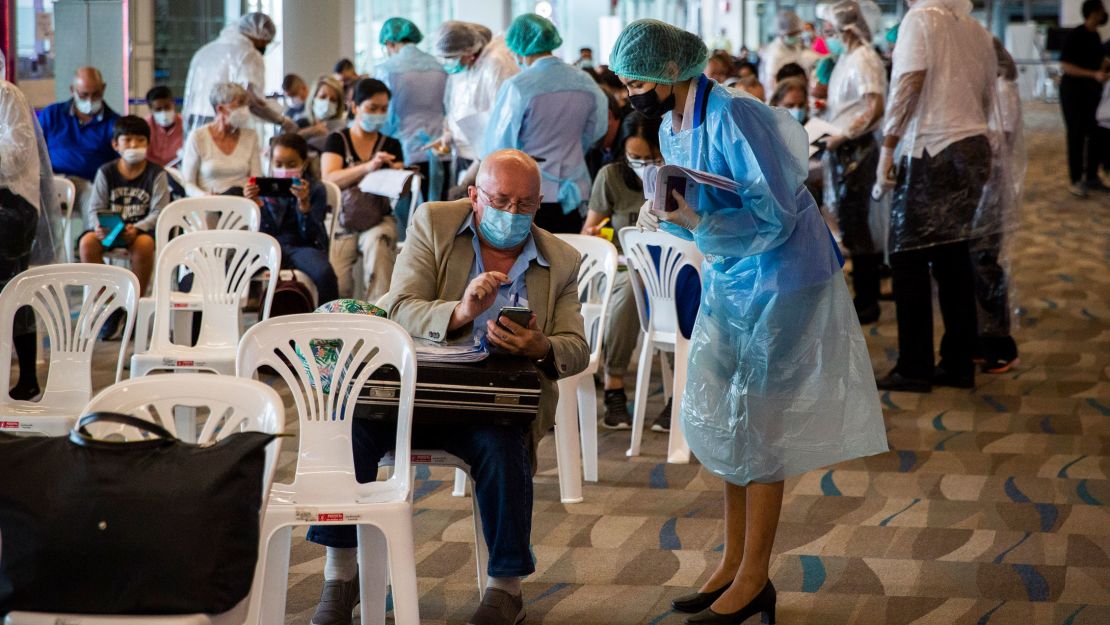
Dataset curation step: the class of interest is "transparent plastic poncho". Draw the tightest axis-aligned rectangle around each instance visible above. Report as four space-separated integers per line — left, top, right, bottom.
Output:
182 26 267 136
659 77 888 485
1 79 59 264
376 44 448 166
971 73 1025 338
882 0 1016 253
443 36 519 161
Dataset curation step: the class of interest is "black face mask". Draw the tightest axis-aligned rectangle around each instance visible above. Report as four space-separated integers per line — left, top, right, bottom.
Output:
628 85 676 120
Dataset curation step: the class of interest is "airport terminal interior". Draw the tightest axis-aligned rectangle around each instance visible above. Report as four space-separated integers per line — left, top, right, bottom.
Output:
1 1 1108 624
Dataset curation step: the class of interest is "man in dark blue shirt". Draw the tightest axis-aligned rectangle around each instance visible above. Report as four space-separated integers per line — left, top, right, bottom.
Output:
36 67 120 189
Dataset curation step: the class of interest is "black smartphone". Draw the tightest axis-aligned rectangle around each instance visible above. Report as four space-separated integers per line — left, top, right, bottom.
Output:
664 175 687 212
253 177 297 197
497 306 533 330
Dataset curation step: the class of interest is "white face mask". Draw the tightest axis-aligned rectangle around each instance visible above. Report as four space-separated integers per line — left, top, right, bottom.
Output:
226 105 251 129
121 147 147 165
271 166 300 179
627 158 661 181
152 110 175 128
75 96 103 116
312 97 337 120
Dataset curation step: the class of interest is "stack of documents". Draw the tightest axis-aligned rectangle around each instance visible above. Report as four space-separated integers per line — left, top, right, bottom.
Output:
413 336 489 364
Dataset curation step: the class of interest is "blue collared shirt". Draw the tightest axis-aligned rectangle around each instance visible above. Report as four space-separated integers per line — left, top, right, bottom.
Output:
460 214 548 341
37 99 120 181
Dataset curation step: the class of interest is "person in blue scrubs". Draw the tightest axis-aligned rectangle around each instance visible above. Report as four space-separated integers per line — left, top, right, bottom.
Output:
610 19 888 625
375 17 449 204
483 13 608 233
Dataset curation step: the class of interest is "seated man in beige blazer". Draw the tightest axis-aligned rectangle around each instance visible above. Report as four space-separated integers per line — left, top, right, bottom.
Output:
305 149 590 625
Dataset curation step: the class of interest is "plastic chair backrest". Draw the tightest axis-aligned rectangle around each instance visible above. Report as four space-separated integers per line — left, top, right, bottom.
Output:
154 196 261 249
149 230 280 350
0 264 138 407
236 314 417 499
54 177 77 262
555 234 619 363
618 227 704 338
79 374 285 502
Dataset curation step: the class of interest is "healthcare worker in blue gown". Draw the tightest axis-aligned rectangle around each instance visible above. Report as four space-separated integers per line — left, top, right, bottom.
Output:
375 17 449 210
482 13 608 233
610 19 888 625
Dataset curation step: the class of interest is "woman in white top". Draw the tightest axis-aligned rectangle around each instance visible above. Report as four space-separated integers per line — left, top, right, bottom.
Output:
181 82 261 196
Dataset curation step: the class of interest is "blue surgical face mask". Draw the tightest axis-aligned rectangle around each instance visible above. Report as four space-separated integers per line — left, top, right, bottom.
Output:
479 205 533 249
443 58 465 74
358 112 386 133
826 37 845 57
787 107 806 123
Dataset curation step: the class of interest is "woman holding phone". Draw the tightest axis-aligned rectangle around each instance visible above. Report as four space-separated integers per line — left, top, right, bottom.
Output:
609 20 888 625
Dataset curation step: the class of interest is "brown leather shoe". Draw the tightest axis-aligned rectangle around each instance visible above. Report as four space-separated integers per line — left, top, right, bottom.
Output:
467 588 525 625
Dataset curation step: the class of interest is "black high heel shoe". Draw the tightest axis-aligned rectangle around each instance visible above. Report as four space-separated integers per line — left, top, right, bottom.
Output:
671 582 731 613
684 580 776 625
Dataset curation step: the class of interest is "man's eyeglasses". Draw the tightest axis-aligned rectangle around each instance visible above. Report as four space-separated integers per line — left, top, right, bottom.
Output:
476 186 541 214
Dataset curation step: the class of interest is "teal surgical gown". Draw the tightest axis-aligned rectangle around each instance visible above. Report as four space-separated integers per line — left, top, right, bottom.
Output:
664 75 888 485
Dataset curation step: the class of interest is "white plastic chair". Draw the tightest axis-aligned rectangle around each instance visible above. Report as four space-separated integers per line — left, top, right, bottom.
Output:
618 227 704 464
55 176 77 263
323 179 341 238
0 264 138 436
133 197 261 354
4 375 285 625
554 234 619 489
236 314 420 625
131 230 280 381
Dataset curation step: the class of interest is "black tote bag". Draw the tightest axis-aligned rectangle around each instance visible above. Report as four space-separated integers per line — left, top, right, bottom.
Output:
0 412 276 614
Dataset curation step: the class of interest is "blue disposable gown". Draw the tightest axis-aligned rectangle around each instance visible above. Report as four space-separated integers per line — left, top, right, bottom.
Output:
482 57 608 214
376 44 448 166
663 76 888 485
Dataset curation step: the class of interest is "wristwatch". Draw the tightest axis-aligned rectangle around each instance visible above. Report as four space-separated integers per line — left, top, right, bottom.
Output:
534 341 557 376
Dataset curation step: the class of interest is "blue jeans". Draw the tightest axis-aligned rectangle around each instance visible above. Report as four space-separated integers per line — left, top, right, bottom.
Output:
283 245 338 305
305 420 535 578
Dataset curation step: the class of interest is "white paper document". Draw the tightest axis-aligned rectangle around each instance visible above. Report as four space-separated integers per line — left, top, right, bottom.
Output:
650 164 742 212
413 337 489 364
358 169 418 199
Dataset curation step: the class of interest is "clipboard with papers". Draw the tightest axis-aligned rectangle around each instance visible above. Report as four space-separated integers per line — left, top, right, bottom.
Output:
357 168 420 200
803 118 846 158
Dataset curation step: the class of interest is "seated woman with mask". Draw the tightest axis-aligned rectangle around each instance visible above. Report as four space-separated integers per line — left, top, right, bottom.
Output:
297 75 349 152
321 77 406 301
180 82 261 196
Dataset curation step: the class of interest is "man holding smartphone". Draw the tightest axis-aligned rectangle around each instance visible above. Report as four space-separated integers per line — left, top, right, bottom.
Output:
304 149 588 625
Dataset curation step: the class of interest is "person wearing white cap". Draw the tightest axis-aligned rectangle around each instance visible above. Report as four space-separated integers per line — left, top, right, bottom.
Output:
181 12 298 137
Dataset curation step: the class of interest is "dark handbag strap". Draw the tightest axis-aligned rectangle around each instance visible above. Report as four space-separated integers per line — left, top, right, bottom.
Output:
70 411 177 448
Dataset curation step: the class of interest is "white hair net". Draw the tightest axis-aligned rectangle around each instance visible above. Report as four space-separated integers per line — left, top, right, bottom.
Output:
830 0 873 42
777 10 803 35
238 12 276 42
435 21 489 57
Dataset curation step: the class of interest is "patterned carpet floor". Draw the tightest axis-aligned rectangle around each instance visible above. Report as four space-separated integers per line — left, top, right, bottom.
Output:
78 102 1108 624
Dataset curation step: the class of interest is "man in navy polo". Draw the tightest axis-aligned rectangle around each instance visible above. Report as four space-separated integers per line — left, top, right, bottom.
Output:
37 67 120 207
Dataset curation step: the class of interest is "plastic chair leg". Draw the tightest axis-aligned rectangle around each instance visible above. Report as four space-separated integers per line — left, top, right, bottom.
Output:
172 309 192 346
553 381 584 503
660 349 674 402
255 524 293 625
576 374 599 482
452 468 468 496
378 513 422 625
357 524 390 625
627 338 654 457
470 480 488 598
667 338 692 464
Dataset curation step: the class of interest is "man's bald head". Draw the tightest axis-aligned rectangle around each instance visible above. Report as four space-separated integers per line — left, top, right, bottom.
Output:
475 149 542 201
71 67 106 106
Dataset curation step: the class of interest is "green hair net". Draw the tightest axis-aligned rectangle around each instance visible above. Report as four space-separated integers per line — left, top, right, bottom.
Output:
379 17 423 45
609 19 708 85
505 13 563 57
